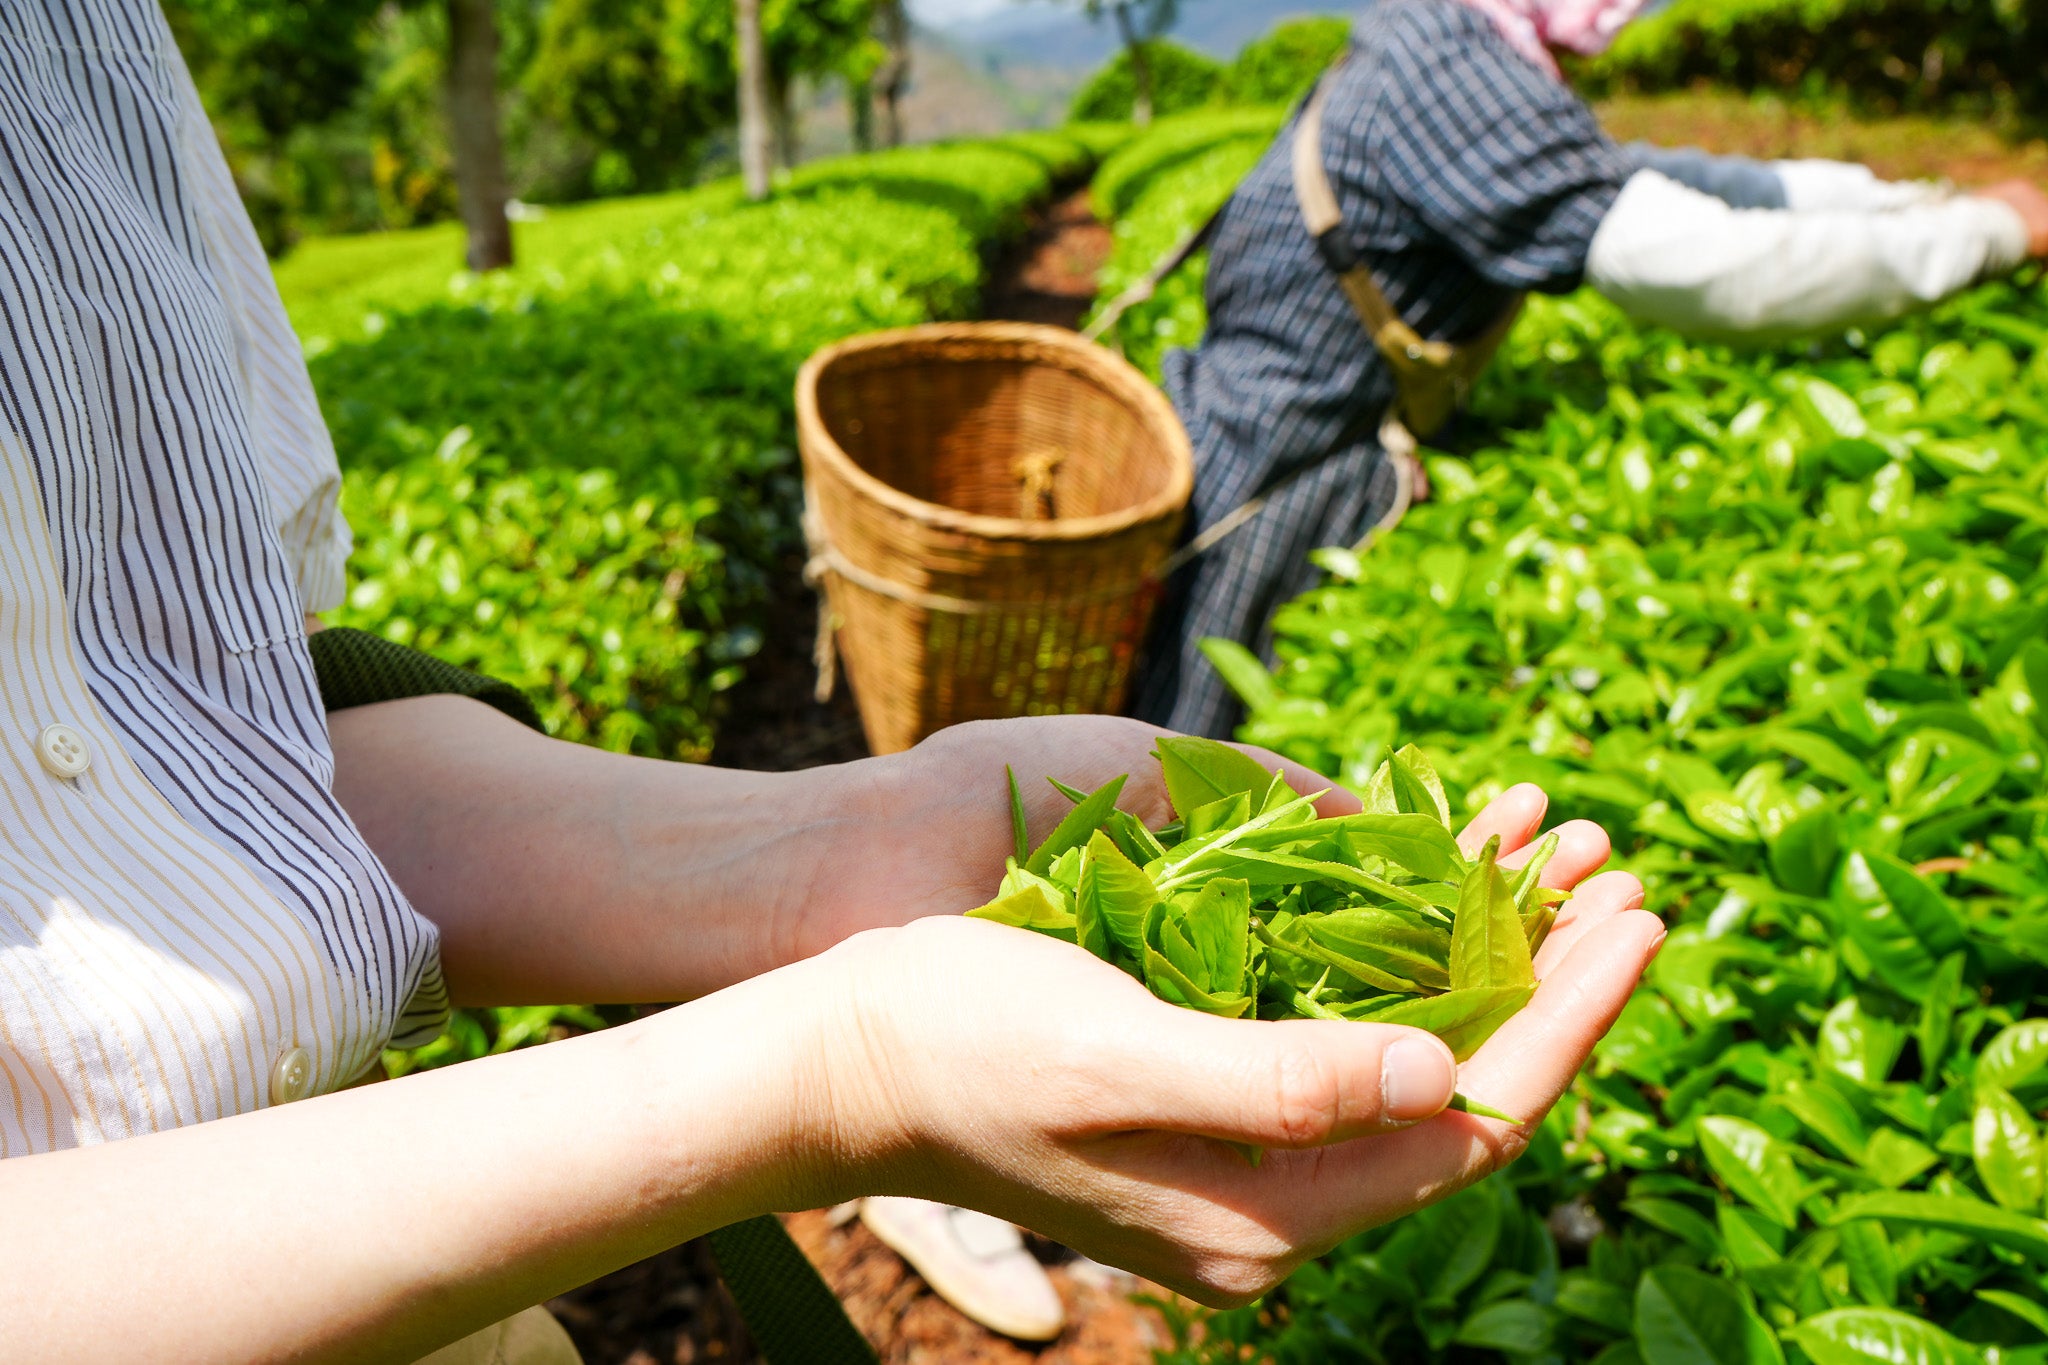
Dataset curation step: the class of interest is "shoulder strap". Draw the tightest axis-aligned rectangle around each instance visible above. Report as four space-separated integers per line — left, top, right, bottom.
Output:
1291 66 1522 438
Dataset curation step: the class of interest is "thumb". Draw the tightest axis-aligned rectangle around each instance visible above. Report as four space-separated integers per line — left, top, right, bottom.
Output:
1103 1010 1458 1150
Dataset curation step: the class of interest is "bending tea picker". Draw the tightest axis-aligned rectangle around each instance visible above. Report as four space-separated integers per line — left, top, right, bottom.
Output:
1125 0 2048 741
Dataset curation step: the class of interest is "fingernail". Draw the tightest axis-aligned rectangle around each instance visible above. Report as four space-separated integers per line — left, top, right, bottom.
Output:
1382 1036 1456 1122
1646 928 1669 957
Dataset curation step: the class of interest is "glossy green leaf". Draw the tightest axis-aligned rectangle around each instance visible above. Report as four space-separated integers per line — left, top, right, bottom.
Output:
1077 830 1156 963
1633 1265 1784 1365
1978 1020 2048 1093
1972 1084 2044 1212
1357 985 1535 1061
1831 1191 2048 1263
1026 776 1127 876
1155 735 1296 823
1699 1116 1807 1229
1782 1308 1984 1365
1450 837 1535 992
1006 766 1029 865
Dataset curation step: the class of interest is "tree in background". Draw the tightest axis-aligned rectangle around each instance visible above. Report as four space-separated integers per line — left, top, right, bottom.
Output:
1066 38 1218 123
446 0 515 269
873 0 911 148
1073 0 1179 126
165 0 384 250
736 0 774 198
1221 15 1350 106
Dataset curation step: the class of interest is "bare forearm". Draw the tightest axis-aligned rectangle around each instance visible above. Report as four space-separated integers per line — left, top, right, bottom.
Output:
328 696 884 1004
0 971 826 1364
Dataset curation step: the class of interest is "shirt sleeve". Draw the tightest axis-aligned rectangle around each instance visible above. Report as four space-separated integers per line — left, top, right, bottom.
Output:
1623 143 1789 210
1374 31 1634 294
1770 159 1954 213
1585 169 2030 342
167 47 352 616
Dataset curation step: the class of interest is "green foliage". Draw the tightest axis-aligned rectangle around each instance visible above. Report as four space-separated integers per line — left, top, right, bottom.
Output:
289 134 1094 759
1581 0 2048 121
1158 279 2048 1359
526 0 879 195
1068 40 1224 124
335 427 745 761
1219 15 1350 107
1084 108 1280 377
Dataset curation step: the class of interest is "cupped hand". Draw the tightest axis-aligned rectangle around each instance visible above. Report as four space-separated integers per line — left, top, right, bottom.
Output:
786 781 1662 1306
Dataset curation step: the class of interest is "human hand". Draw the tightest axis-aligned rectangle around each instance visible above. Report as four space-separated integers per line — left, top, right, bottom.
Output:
789 715 1355 954
783 784 1661 1305
1976 180 2048 258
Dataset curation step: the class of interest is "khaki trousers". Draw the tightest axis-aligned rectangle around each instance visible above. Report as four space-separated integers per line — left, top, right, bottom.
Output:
415 1306 582 1365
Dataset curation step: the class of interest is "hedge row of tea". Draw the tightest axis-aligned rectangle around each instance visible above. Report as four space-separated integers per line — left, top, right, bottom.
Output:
1140 264 2048 1363
1084 109 1281 380
278 129 1122 763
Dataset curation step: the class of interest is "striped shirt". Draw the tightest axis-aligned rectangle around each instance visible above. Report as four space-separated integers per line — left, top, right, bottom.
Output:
1130 0 1633 738
0 0 446 1157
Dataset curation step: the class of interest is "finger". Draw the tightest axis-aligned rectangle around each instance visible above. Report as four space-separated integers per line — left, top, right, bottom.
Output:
1498 819 1610 889
1097 1008 1457 1150
1456 784 1549 859
1533 869 1646 978
1218 910 1667 1235
1448 908 1665 1122
1236 744 1362 818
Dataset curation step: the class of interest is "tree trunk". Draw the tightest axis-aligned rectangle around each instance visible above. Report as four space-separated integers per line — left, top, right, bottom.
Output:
875 0 910 147
1112 5 1153 127
850 75 875 153
735 0 774 200
768 72 800 170
445 0 513 271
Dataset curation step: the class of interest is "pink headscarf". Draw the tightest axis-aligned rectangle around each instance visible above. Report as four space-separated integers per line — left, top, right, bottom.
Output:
1452 0 1652 77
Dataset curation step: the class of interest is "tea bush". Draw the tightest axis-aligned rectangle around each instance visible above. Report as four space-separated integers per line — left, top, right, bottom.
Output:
1173 279 2048 1361
1067 39 1224 125
1581 0 2048 122
1084 109 1280 379
283 131 1111 764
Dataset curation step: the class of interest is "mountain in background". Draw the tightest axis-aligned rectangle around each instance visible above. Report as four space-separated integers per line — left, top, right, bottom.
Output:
945 1 1359 71
800 3 1356 156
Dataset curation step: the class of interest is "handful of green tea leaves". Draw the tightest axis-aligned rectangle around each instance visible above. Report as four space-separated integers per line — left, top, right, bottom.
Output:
970 738 1567 1125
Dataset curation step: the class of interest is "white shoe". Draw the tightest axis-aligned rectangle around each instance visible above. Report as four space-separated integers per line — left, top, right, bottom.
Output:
859 1197 1066 1342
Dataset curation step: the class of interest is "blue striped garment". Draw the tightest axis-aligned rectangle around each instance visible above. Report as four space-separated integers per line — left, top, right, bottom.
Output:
1130 0 1637 739
0 0 445 1153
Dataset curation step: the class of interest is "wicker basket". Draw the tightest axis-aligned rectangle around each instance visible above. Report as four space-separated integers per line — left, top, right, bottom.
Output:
797 322 1194 755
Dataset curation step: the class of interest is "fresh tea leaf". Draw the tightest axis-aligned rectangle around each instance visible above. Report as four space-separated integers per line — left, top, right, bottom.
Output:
1026 775 1127 877
1450 838 1535 992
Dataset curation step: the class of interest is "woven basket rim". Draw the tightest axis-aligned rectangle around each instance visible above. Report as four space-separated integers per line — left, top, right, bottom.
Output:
796 321 1194 543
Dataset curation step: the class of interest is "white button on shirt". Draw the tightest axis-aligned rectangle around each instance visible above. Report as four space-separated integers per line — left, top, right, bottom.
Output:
0 1 448 1158
35 724 91 779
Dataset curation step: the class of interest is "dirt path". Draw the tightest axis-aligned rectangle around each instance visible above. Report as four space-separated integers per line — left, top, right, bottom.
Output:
984 189 1114 332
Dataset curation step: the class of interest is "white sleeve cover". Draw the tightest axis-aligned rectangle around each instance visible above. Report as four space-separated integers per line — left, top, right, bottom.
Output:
1771 159 1951 213
1585 170 2030 343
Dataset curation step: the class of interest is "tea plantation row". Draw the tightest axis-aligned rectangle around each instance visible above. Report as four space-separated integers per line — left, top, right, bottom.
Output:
1093 120 2048 1364
281 128 1125 762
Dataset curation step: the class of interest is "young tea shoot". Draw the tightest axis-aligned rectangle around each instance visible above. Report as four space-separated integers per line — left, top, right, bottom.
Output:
971 738 1554 1130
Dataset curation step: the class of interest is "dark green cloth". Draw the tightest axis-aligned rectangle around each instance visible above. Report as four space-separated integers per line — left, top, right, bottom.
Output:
708 1217 878 1364
308 627 545 732
308 628 875 1364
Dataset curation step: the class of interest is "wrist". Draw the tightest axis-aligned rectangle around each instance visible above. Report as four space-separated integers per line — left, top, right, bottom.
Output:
624 953 878 1220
